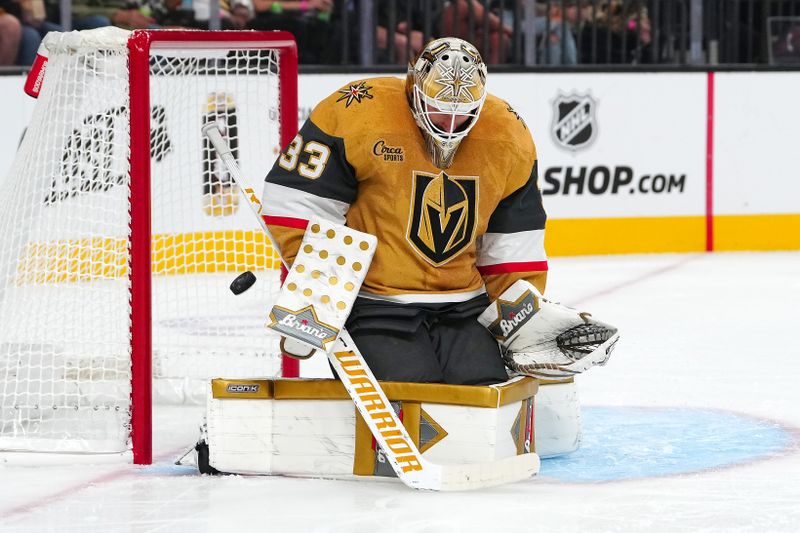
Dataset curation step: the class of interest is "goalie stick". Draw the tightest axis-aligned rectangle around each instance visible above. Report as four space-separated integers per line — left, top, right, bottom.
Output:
202 123 539 491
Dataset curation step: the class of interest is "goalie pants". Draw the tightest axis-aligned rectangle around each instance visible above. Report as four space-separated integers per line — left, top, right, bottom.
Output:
342 295 508 386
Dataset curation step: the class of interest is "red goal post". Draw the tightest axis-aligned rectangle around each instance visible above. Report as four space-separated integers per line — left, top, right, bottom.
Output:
128 30 298 465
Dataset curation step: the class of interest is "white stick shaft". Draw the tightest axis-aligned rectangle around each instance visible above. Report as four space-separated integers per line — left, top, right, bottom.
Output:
202 122 288 270
201 124 538 490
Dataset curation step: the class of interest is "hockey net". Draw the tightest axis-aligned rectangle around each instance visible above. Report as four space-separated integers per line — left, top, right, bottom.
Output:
0 28 297 462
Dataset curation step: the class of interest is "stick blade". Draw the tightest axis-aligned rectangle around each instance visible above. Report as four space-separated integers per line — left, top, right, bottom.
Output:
412 453 540 491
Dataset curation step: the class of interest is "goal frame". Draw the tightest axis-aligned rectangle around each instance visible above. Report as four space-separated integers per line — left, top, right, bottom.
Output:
127 30 298 465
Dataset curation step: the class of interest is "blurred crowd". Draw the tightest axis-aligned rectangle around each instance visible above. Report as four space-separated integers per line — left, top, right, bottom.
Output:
0 1 794 67
0 0 258 66
0 0 656 67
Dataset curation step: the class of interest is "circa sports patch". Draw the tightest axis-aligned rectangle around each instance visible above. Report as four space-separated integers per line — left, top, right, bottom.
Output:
268 304 340 350
486 290 540 341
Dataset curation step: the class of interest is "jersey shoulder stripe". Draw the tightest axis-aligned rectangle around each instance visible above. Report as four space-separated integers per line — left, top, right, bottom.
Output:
261 182 349 226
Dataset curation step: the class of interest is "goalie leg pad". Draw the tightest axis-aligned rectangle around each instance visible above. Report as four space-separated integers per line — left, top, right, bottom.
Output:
204 376 540 478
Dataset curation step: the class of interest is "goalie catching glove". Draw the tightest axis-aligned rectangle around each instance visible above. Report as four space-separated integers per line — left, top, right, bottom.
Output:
478 280 619 379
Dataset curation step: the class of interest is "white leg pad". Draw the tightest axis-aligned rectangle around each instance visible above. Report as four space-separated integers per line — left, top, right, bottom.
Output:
205 376 581 478
534 379 582 458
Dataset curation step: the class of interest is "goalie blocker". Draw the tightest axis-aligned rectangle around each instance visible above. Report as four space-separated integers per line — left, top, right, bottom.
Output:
478 280 619 379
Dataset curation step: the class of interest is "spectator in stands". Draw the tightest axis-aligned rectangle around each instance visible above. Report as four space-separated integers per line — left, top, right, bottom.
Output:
440 0 512 64
66 0 184 31
229 0 255 29
534 0 579 65
375 0 431 64
623 1 651 62
250 0 336 63
111 1 170 29
0 6 22 65
253 0 333 19
180 0 257 30
490 1 577 65
1 0 59 65
330 0 430 65
771 19 800 65
44 0 114 31
4 0 125 65
578 0 651 64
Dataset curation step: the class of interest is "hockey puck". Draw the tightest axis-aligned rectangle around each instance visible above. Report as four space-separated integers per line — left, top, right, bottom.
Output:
230 271 256 295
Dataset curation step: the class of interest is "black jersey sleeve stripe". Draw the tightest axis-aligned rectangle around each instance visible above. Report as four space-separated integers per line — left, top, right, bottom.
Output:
265 118 358 205
486 161 547 234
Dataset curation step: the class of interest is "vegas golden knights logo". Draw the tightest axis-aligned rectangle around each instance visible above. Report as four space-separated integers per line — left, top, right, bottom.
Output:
407 171 478 266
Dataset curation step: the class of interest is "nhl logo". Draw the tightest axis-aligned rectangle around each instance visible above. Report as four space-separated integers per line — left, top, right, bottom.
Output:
551 93 597 151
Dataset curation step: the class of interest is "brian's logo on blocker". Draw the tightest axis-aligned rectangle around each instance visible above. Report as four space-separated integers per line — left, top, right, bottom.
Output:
552 93 597 151
268 305 339 350
487 291 540 341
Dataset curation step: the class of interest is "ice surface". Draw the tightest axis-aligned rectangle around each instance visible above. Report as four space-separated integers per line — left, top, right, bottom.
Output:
1 252 798 532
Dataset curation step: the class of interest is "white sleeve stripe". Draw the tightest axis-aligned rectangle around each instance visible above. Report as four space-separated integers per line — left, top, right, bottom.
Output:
358 288 487 304
476 230 547 266
261 182 349 225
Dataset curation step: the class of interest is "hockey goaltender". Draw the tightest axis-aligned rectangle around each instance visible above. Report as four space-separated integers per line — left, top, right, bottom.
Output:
262 36 618 382
199 37 619 490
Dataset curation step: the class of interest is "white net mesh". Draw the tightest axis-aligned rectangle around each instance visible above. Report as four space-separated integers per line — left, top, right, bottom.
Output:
0 29 286 455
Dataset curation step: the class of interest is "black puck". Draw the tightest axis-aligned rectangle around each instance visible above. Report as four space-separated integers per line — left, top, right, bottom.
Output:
230 270 257 295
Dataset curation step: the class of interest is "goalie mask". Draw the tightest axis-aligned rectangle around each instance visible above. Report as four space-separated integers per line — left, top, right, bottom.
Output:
406 37 487 169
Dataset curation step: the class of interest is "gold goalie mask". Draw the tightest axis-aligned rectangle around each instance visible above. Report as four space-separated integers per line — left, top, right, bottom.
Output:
406 37 487 169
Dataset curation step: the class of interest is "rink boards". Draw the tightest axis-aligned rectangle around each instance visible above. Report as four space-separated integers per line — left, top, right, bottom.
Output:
298 71 799 255
2 70 799 256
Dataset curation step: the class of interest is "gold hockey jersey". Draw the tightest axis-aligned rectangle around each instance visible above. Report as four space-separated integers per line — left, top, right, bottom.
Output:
262 77 547 304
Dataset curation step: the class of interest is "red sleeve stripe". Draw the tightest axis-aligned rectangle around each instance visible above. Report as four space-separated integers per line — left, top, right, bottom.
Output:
477 261 549 275
262 215 309 230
